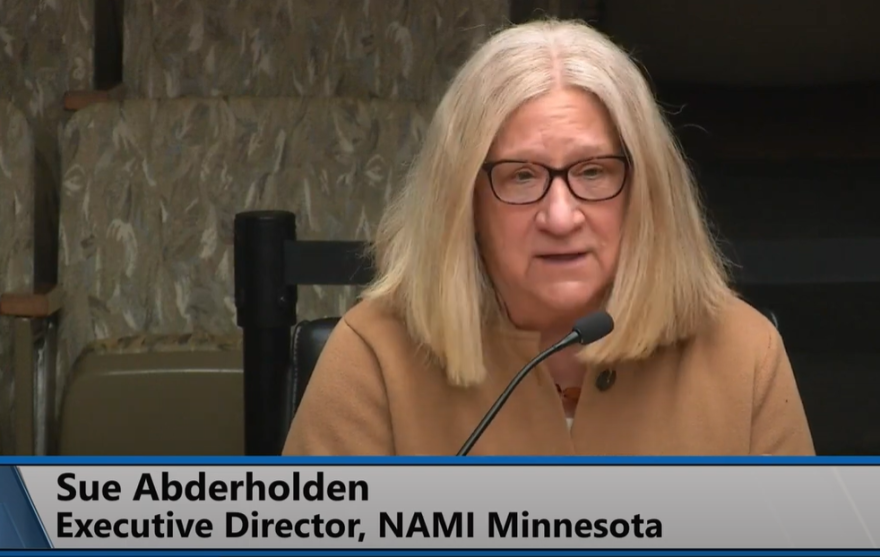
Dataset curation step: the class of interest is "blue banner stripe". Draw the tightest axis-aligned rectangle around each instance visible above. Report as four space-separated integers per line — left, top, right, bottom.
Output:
0 550 880 556
0 467 51 549
0 456 879 466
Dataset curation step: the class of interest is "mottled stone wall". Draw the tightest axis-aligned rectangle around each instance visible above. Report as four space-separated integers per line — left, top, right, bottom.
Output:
0 100 35 453
0 0 94 285
123 0 509 102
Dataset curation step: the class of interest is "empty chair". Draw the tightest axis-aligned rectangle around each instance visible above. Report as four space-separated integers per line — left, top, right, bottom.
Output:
51 96 429 455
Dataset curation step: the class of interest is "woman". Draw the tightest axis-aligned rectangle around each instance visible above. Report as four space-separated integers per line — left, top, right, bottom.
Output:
283 19 815 455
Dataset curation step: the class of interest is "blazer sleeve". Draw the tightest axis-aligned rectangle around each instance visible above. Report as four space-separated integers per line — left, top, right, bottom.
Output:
282 318 395 456
749 325 816 456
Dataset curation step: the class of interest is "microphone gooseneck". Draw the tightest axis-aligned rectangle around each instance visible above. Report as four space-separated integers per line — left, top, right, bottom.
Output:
456 311 615 456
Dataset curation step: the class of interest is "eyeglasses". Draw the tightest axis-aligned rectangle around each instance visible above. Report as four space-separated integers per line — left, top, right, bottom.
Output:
481 155 629 205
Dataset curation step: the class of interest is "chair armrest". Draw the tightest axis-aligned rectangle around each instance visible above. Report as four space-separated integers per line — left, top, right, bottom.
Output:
0 285 62 318
62 84 127 112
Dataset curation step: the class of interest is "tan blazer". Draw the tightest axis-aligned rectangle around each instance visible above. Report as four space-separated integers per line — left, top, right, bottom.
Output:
283 296 815 456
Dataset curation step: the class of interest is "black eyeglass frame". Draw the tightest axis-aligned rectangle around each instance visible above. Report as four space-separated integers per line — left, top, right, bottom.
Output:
480 154 630 205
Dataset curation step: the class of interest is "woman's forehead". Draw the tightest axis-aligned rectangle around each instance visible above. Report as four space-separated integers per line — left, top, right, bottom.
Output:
487 89 619 162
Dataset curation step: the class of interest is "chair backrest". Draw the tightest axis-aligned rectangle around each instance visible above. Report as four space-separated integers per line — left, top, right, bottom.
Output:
234 211 376 454
237 226 880 456
0 100 35 454
58 96 427 380
287 317 340 427
56 97 430 455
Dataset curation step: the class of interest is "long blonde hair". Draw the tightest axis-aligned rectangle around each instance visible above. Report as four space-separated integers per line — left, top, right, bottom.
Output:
362 19 731 387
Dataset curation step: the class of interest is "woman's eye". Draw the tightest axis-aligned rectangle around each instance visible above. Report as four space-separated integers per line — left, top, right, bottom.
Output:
575 165 604 178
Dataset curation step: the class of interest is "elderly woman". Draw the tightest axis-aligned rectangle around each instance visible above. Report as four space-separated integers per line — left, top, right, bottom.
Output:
283 19 815 456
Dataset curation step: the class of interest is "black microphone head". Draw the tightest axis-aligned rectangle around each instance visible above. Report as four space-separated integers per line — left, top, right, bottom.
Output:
572 311 614 345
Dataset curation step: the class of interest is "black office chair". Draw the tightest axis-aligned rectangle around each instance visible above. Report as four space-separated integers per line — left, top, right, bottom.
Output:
288 317 339 427
234 211 372 455
234 210 880 456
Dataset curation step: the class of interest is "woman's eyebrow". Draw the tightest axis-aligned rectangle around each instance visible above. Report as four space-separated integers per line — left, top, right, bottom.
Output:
492 142 616 162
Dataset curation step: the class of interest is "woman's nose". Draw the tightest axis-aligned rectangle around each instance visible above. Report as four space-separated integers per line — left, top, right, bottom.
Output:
536 176 586 235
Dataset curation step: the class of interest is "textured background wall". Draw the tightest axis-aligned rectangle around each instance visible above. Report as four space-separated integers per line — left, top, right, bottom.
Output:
0 0 94 285
124 0 510 102
120 0 510 324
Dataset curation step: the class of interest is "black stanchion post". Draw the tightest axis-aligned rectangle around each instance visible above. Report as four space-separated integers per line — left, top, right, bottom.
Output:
234 210 297 456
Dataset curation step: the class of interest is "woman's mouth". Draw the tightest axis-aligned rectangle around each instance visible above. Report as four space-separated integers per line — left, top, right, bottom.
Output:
537 252 588 263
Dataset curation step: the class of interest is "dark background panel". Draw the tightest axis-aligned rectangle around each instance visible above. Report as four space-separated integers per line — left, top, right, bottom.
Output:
510 0 880 455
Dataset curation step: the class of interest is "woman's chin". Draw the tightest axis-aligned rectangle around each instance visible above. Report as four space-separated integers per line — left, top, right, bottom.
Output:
542 283 602 310
529 285 603 325
502 282 606 331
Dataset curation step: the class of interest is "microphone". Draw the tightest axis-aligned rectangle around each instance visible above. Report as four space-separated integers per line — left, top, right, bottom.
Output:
456 311 615 456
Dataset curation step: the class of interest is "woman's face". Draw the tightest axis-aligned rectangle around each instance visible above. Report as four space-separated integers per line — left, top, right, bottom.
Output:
475 87 627 333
